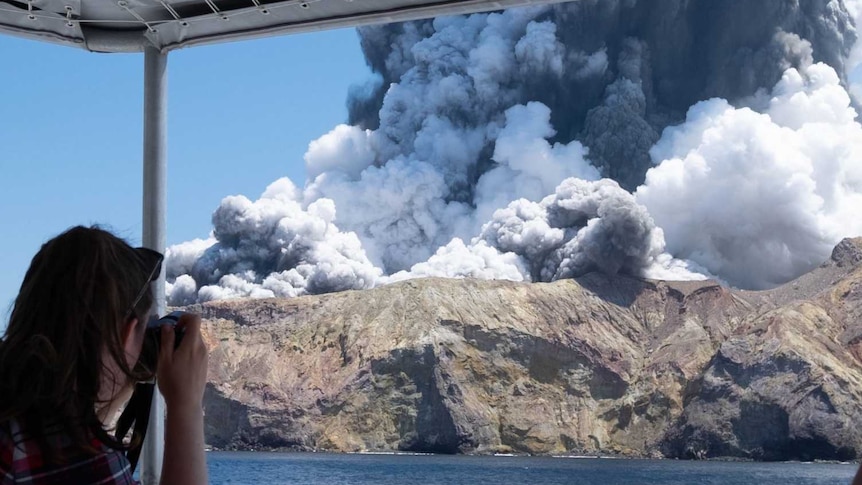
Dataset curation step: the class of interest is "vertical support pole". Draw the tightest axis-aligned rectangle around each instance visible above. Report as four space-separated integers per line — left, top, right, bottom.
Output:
141 45 167 485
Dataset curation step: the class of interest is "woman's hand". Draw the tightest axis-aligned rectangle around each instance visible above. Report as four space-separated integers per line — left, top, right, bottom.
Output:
156 312 209 485
157 313 208 412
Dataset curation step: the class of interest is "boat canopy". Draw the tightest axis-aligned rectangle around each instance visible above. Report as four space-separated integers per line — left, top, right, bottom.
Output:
0 0 565 53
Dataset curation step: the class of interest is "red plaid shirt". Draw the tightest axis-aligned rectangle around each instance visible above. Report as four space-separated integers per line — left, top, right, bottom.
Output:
0 419 137 485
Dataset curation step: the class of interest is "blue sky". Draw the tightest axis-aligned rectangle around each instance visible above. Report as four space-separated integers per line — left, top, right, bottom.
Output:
0 28 372 323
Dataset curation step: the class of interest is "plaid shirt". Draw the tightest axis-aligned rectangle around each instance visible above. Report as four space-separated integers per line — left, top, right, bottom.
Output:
0 419 137 485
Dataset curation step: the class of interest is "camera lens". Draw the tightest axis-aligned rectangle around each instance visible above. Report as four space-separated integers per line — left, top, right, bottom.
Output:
136 311 188 376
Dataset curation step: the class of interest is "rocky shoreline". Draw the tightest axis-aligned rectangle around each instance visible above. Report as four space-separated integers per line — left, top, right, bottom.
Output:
195 238 862 462
203 446 859 466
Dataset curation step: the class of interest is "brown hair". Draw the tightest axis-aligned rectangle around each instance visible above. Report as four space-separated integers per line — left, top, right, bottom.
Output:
0 226 159 459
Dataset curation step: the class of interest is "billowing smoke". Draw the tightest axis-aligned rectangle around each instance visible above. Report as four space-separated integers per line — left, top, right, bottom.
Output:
166 0 862 304
386 178 707 285
638 62 862 289
166 179 381 303
348 0 854 190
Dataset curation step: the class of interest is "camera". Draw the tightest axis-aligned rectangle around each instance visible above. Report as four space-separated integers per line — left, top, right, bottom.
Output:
146 311 186 352
138 311 188 373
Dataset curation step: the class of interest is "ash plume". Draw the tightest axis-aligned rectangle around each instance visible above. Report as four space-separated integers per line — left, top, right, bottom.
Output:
165 0 862 304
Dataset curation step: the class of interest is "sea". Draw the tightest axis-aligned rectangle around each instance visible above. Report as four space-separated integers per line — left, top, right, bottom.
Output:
205 452 857 485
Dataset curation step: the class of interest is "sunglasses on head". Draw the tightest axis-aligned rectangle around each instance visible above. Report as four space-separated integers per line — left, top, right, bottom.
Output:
117 247 164 472
125 247 164 320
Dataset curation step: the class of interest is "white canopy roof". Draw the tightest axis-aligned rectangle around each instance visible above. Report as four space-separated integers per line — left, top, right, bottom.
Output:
0 0 565 52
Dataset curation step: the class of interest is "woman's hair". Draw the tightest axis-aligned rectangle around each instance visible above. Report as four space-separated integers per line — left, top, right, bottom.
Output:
0 226 159 459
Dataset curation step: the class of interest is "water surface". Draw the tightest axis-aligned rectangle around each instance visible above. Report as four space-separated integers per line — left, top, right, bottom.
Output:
206 451 857 485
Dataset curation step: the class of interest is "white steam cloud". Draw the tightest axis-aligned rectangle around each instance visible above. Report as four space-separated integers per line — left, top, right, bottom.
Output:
637 62 862 289
165 1 862 304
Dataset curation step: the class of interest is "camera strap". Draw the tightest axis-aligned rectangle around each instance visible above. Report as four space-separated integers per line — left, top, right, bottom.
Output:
115 382 156 474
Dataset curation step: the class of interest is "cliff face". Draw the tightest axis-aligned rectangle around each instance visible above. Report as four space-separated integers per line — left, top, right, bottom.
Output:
193 238 862 460
661 239 862 461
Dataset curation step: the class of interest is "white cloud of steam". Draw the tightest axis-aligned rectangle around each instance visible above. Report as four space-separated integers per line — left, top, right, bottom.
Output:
474 101 601 225
637 62 862 289
165 237 216 279
165 3 862 304
198 273 276 303
304 158 471 272
166 274 198 307
302 99 604 277
385 238 528 283
305 124 376 181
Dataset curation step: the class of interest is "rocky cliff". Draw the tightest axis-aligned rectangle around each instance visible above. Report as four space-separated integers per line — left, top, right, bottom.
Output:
192 238 862 460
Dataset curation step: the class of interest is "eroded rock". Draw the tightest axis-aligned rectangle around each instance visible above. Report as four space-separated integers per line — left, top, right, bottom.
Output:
196 240 862 460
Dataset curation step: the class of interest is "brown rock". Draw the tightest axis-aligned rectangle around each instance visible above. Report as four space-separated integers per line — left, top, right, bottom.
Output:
192 238 862 460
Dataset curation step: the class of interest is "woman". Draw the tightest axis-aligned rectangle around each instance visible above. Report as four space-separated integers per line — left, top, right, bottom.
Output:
0 226 208 485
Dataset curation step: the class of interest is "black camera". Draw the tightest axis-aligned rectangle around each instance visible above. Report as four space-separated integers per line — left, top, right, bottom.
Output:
148 310 187 345
138 311 188 373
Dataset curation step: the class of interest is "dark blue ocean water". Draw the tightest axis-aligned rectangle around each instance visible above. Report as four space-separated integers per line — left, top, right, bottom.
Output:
206 452 857 485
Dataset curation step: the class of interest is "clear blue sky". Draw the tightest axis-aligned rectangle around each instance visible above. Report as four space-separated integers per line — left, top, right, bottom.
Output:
0 28 372 324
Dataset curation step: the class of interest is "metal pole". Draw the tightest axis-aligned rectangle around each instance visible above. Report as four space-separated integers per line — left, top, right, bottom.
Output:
141 45 167 485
